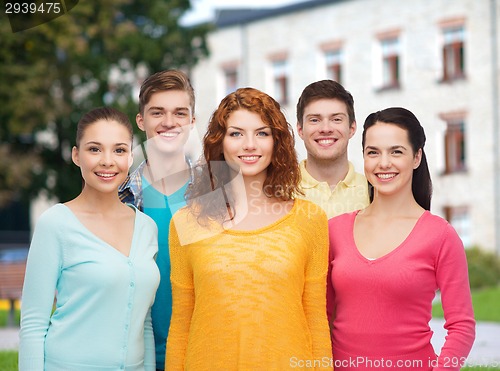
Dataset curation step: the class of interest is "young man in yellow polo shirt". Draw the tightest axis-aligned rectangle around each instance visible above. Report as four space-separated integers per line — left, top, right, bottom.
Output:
296 80 369 218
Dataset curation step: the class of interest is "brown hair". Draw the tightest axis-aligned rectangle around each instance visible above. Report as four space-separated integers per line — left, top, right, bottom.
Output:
138 69 195 115
76 107 132 147
296 79 355 127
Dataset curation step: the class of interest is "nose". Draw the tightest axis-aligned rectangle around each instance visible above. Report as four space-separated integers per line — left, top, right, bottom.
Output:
242 135 256 151
318 119 333 133
161 112 175 128
379 153 391 168
99 150 113 166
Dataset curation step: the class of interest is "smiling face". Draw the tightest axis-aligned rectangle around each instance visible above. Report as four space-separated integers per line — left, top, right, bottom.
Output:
363 122 422 199
297 98 356 163
136 89 195 156
72 119 133 194
222 109 274 182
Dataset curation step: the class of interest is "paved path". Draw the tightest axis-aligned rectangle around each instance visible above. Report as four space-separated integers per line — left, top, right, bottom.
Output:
2 320 499 366
430 318 500 368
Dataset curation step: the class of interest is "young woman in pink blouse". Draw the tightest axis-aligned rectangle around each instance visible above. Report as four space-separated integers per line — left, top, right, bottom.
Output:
327 107 475 370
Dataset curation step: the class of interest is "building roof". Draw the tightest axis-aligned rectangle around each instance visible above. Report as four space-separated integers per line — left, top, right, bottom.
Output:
215 0 346 28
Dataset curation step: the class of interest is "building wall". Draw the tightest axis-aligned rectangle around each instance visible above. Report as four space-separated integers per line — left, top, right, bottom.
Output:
191 0 500 251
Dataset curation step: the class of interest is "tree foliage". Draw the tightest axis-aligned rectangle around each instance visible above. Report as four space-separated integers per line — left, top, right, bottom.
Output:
0 0 210 206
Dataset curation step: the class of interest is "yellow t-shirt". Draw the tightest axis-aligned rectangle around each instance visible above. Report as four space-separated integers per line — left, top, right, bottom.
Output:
166 198 332 370
298 160 370 219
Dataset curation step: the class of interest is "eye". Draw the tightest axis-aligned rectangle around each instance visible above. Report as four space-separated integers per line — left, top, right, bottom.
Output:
392 149 403 155
176 111 188 117
257 130 270 137
228 131 242 137
151 111 162 117
309 118 320 123
89 146 100 153
115 147 128 154
365 150 378 156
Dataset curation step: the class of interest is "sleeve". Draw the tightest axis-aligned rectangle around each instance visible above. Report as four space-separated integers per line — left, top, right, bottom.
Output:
165 217 195 371
302 209 334 369
143 308 156 370
434 223 475 371
19 209 63 371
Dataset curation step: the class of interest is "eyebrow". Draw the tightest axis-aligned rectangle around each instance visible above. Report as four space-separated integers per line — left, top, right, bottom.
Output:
147 106 190 112
84 141 129 146
227 126 271 131
305 112 347 118
365 145 408 151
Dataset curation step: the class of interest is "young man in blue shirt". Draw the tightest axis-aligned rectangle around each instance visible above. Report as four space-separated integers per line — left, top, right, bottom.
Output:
119 69 196 371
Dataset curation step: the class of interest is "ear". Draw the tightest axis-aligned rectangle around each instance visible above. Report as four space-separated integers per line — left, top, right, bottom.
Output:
296 122 304 139
136 113 146 132
348 120 357 139
190 116 196 130
413 148 422 169
71 146 80 167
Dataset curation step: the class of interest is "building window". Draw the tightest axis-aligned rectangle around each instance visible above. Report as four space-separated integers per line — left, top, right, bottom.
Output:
444 206 471 247
444 120 466 174
271 59 289 105
325 49 343 84
442 26 465 81
380 37 400 89
223 68 238 95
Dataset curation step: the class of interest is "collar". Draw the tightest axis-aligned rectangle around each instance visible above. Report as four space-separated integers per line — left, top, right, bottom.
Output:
300 159 358 189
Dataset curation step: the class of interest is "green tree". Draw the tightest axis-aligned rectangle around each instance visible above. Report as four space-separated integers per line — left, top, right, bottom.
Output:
0 0 210 206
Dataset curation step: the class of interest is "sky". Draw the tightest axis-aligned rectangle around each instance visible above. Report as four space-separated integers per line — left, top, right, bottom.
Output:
182 0 306 25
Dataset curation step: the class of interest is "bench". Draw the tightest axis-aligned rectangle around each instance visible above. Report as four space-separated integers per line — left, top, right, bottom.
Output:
0 261 26 326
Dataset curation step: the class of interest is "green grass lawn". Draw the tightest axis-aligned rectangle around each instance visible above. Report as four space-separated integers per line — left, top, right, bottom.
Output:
0 309 20 327
433 286 500 322
0 351 17 370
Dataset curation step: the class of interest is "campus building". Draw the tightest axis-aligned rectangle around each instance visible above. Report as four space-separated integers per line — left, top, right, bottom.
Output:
190 0 500 253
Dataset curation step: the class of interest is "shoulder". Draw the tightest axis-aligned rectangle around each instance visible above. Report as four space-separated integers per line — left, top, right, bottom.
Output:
328 211 356 228
418 211 454 233
418 211 462 243
293 198 327 221
170 206 224 245
35 203 69 227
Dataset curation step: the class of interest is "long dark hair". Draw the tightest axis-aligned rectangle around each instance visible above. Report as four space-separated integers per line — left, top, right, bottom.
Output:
362 107 432 210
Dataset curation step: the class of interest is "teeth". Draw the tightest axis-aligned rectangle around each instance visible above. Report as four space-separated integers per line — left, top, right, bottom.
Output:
317 139 335 145
159 132 178 137
377 173 395 179
240 156 259 161
96 173 115 178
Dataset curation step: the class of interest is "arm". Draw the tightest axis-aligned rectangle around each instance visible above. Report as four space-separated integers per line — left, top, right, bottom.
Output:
19 209 63 370
326 221 335 340
302 211 333 369
434 224 475 371
165 217 195 371
143 308 156 371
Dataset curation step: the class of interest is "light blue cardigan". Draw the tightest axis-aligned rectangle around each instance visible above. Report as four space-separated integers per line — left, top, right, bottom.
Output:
19 204 160 370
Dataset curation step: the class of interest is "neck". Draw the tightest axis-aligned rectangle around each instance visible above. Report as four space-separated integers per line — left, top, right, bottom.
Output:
74 188 124 214
366 189 423 218
306 155 349 187
229 172 271 211
145 149 188 183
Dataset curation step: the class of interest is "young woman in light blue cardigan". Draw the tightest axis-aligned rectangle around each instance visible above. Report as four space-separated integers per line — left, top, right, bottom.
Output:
19 107 160 371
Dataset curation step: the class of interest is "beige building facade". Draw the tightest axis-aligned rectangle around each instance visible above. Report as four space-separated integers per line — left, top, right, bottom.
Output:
190 0 500 253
